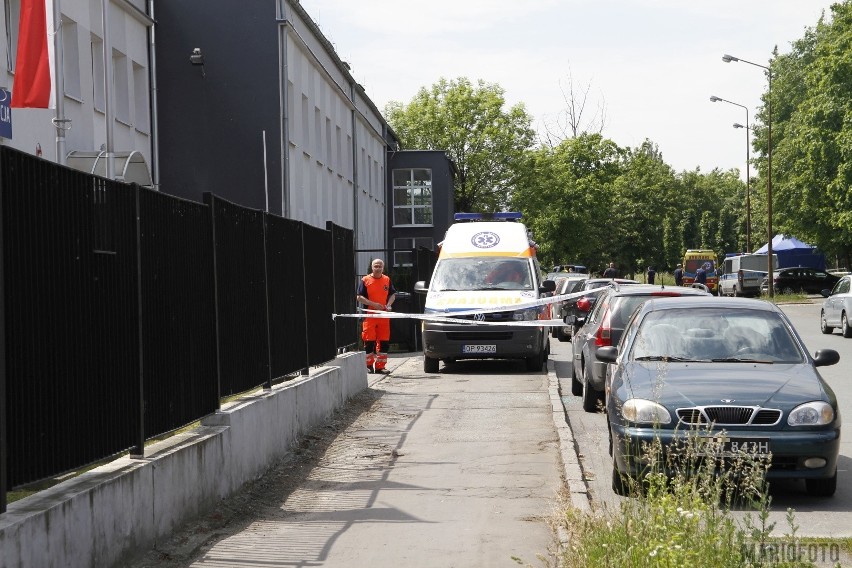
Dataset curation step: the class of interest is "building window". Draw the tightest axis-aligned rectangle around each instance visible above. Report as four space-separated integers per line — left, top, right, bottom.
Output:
393 169 433 226
113 49 129 124
132 61 148 132
5 0 20 72
393 237 434 267
91 35 104 111
61 18 80 99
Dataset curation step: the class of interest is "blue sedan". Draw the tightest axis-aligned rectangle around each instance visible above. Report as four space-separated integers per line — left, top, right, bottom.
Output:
597 297 841 497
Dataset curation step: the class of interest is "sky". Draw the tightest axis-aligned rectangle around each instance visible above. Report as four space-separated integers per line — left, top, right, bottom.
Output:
298 0 837 181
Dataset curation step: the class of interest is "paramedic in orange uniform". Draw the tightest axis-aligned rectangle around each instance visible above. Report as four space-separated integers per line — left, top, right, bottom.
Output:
356 259 397 373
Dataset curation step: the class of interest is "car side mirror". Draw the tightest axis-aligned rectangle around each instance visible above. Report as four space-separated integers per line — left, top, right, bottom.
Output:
577 297 592 312
414 281 428 295
820 289 831 298
541 279 556 293
813 349 840 367
596 346 618 363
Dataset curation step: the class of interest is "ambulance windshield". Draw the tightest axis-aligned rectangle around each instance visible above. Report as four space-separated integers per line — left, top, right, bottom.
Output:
431 258 533 291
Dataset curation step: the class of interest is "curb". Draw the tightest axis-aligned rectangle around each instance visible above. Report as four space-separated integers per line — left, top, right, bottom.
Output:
548 359 591 514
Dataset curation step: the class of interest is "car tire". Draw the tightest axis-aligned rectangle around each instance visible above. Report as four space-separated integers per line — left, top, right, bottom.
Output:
805 470 837 497
526 349 545 372
581 364 602 412
820 310 834 334
782 287 794 295
570 359 582 396
424 356 439 373
842 312 852 338
612 460 629 496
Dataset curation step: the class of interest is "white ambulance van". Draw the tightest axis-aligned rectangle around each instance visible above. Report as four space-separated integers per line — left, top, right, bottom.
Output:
413 213 555 373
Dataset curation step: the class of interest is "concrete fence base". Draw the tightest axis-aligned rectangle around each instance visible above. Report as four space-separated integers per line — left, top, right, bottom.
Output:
0 352 367 568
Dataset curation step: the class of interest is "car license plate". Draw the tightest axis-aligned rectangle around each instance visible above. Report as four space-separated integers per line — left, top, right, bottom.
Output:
463 344 496 354
700 436 770 456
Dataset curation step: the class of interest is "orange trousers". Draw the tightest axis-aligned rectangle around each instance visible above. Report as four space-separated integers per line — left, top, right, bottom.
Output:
362 318 390 370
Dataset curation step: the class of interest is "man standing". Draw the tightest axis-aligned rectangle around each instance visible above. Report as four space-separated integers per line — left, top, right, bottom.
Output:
603 262 619 278
647 266 656 285
695 263 708 286
674 264 684 286
356 259 396 374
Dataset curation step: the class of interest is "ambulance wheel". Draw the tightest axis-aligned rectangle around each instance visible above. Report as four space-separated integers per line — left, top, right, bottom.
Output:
424 356 439 373
526 350 545 372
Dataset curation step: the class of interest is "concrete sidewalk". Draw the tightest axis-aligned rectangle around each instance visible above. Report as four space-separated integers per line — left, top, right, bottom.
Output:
129 354 587 567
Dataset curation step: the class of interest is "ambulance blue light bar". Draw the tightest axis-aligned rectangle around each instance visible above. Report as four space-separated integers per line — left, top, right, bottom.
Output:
453 212 522 222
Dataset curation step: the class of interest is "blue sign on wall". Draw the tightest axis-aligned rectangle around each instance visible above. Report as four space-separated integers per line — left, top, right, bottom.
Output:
0 89 11 139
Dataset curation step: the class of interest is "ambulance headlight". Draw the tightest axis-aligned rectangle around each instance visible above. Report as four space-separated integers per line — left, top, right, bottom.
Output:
513 308 539 321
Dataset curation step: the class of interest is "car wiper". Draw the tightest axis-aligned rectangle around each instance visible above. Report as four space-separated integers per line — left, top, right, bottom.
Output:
635 355 698 362
711 357 773 364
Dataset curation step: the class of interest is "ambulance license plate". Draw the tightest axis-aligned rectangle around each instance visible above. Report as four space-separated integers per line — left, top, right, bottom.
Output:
463 345 496 354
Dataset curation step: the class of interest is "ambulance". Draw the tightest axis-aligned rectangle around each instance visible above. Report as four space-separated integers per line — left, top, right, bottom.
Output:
413 213 556 373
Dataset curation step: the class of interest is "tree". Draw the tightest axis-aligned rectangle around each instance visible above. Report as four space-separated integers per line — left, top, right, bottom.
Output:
753 3 852 263
540 67 607 147
510 133 624 269
385 78 535 212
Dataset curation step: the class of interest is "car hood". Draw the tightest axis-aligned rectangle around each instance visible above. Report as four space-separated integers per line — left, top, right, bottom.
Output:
621 362 827 408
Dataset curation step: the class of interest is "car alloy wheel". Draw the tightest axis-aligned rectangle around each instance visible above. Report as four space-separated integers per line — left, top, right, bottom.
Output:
581 363 601 412
821 310 834 335
842 312 852 338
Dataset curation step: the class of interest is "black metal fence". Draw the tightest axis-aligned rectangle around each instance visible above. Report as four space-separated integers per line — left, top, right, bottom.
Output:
0 147 357 512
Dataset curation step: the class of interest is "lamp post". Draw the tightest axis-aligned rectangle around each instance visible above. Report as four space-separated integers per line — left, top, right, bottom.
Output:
709 95 751 252
722 53 773 297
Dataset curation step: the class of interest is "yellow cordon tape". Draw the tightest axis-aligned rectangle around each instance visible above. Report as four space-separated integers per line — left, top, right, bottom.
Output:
332 286 609 327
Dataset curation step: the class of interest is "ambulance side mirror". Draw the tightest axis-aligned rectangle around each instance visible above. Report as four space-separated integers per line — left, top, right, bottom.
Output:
414 281 428 295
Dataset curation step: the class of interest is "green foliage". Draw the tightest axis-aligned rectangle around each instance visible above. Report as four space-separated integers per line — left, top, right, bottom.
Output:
385 77 535 212
755 2 852 265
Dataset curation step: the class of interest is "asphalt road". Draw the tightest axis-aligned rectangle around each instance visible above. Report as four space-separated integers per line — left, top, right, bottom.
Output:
552 299 852 538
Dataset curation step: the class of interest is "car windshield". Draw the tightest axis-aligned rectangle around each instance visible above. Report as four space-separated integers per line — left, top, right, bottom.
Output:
430 258 533 291
630 307 805 363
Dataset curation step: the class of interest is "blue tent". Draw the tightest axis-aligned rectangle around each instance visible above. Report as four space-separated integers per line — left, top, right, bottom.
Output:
754 234 826 270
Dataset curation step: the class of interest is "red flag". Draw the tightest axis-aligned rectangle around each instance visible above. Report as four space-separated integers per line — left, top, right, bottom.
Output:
11 0 55 109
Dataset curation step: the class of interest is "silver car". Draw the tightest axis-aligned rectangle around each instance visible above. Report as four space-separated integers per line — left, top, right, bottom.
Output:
820 275 852 337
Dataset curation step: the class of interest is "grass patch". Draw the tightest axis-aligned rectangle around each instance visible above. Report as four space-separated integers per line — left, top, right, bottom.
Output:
557 428 846 567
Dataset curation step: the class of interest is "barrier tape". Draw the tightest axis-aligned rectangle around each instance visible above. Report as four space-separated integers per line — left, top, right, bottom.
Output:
332 285 610 327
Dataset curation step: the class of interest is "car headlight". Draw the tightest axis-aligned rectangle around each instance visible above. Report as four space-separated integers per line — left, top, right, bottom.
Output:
621 399 672 425
787 401 834 426
513 308 539 321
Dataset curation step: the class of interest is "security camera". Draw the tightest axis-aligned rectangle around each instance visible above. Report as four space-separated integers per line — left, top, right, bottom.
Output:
189 48 204 66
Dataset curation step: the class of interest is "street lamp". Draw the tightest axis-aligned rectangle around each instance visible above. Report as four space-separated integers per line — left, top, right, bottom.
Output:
710 95 751 252
722 53 773 297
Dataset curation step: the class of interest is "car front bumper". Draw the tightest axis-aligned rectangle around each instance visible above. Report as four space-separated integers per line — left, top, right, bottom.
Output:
611 422 840 480
422 322 545 360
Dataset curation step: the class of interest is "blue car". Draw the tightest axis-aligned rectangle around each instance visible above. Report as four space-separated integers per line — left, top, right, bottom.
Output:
597 297 841 497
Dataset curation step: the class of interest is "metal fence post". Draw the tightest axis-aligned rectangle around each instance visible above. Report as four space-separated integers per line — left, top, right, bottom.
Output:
203 192 222 403
262 214 272 390
130 184 145 458
0 149 7 513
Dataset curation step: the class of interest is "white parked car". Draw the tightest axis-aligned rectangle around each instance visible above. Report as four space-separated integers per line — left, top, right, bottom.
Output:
820 275 852 337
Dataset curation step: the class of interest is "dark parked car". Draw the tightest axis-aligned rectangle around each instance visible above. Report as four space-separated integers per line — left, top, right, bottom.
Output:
562 278 638 340
761 267 840 295
551 275 588 341
570 283 710 411
598 296 841 497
